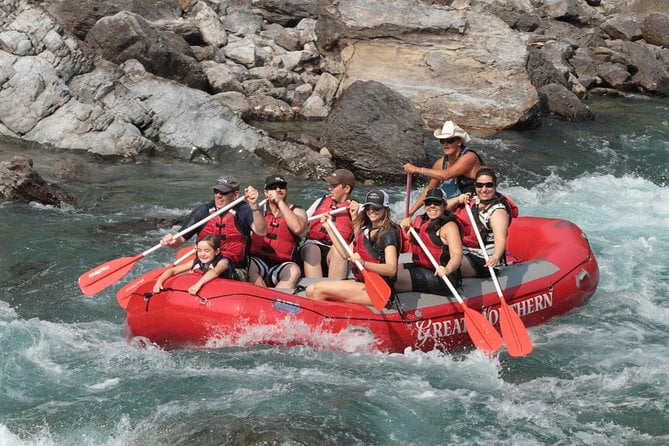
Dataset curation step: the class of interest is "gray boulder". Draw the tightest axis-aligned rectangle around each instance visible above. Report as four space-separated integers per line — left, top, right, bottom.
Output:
641 13 669 49
318 80 427 184
254 136 334 180
85 11 208 90
539 83 594 121
41 0 179 40
0 155 75 207
608 40 669 95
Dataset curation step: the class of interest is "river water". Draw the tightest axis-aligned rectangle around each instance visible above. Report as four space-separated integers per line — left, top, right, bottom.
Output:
1 96 668 445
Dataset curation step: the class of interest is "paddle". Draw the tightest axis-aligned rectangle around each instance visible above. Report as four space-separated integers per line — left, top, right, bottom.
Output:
115 206 348 308
464 203 533 357
326 219 391 311
409 227 502 354
404 173 412 218
115 246 196 308
78 194 247 296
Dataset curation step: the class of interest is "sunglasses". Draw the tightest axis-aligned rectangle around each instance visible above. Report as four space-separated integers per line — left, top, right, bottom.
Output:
441 137 459 144
214 190 234 195
475 182 495 189
365 204 384 211
424 199 443 207
266 184 287 191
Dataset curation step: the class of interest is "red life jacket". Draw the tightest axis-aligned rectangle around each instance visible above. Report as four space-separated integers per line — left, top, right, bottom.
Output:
198 208 248 266
306 195 353 244
410 213 461 269
250 206 302 263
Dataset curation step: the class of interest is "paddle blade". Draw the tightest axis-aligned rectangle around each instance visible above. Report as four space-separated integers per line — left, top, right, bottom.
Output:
499 301 533 357
462 304 503 355
115 266 168 309
78 255 142 297
361 269 392 311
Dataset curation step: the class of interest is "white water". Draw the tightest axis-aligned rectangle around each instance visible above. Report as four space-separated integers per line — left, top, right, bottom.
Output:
1 96 669 445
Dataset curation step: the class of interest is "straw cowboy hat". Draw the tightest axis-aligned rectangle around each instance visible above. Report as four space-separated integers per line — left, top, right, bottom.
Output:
433 121 471 143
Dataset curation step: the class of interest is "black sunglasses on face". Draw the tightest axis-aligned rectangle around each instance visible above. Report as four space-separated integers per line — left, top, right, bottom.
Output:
441 137 458 144
475 182 495 189
365 204 384 211
266 184 287 191
424 199 443 206
214 190 234 195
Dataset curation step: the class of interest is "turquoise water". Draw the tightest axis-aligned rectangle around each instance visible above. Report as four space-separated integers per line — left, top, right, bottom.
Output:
1 96 668 445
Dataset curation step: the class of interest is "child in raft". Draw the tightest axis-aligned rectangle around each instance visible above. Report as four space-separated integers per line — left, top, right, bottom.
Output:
152 235 234 295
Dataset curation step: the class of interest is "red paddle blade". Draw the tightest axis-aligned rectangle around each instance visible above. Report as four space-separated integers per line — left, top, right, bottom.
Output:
499 301 533 357
461 304 503 354
115 266 169 309
361 269 392 311
78 254 143 297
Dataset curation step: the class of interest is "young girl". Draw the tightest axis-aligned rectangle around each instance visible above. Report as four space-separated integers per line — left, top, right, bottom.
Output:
306 190 401 307
153 235 233 295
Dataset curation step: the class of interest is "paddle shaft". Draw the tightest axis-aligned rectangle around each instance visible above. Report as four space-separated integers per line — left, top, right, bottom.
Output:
118 206 345 304
134 195 248 258
79 194 248 296
464 201 533 356
326 219 364 272
409 226 502 354
325 218 391 311
463 203 505 298
404 173 412 218
309 206 346 221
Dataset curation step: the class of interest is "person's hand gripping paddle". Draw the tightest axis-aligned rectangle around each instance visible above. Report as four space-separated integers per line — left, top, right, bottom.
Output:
326 219 391 311
464 203 533 357
409 227 502 354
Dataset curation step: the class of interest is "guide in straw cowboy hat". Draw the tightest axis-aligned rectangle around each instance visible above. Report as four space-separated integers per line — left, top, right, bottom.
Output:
403 120 484 214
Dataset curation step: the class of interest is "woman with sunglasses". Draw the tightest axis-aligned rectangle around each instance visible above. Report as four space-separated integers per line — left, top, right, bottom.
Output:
306 190 401 307
396 188 463 295
403 120 484 216
448 168 517 278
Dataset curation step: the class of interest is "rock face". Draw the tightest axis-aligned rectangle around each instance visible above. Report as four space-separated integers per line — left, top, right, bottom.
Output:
1 0 669 183
0 156 75 207
319 81 428 184
539 83 595 121
85 11 209 90
316 1 540 132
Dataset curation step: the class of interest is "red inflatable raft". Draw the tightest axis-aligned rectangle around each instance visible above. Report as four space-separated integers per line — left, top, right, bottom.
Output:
123 216 599 353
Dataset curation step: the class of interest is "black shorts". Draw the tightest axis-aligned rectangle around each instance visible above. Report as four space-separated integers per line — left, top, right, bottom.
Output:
464 252 505 278
250 256 296 287
403 263 461 296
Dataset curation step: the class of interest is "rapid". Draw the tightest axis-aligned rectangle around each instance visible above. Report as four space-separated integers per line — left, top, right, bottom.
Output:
0 96 667 445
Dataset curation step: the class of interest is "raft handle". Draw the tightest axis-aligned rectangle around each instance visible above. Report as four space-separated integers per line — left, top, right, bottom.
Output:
576 269 589 289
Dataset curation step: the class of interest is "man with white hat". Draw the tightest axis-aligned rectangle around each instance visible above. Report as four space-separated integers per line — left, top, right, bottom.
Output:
403 120 484 216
